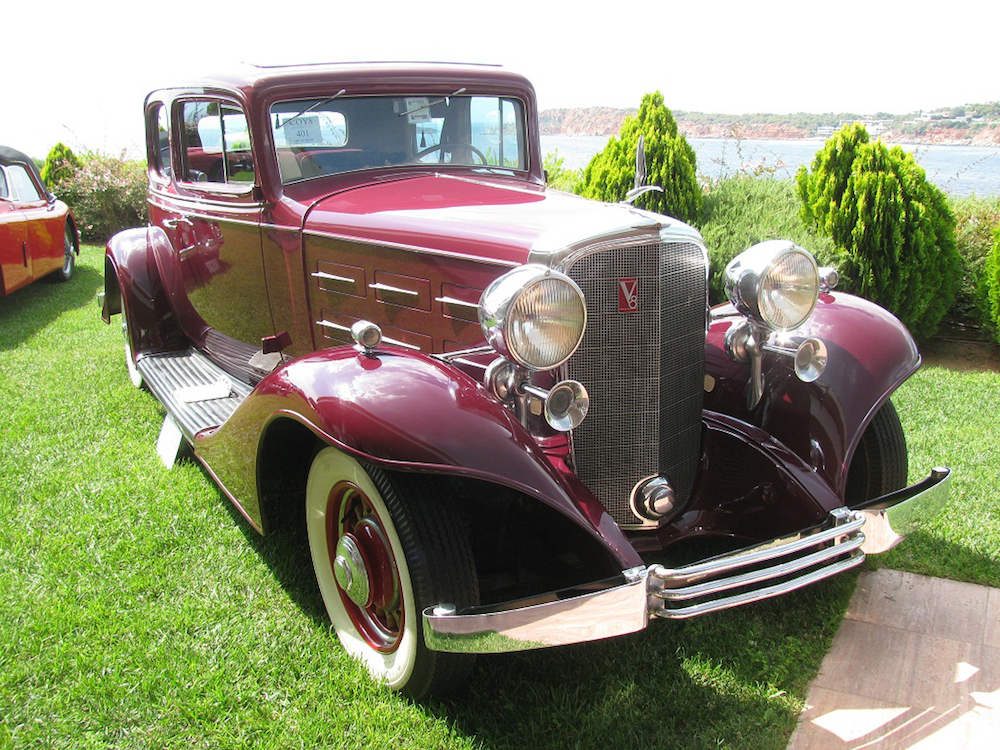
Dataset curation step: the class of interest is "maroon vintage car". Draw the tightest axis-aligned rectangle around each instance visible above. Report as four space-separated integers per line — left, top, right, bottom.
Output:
100 62 950 699
1 146 78 296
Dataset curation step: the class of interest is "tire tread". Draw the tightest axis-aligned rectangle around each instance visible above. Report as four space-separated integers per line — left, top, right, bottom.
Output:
365 466 478 699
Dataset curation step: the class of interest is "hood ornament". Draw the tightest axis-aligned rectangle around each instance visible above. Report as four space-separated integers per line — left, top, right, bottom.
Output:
623 134 664 206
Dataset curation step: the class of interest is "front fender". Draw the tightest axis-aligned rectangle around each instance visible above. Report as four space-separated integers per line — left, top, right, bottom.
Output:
104 228 184 355
196 346 642 568
706 291 920 497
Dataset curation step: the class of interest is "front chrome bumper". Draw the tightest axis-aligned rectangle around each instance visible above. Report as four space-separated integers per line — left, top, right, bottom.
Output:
423 467 951 654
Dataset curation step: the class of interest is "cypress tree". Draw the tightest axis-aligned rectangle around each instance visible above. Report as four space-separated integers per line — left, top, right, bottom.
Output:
576 92 701 225
41 143 81 188
796 123 959 339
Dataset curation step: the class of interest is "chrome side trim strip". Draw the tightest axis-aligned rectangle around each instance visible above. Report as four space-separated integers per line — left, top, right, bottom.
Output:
312 271 356 284
433 346 493 361
435 295 480 309
370 282 419 296
147 192 264 218
317 319 350 332
303 228 520 269
381 335 421 351
316 320 420 350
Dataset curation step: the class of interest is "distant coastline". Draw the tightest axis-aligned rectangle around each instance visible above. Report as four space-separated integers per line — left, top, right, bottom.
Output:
539 106 1000 147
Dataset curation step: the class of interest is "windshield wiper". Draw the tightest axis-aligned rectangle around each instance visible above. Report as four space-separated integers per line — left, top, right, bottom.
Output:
398 88 466 117
277 89 347 129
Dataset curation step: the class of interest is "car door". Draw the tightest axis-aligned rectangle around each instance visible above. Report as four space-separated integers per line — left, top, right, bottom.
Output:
148 96 271 379
0 163 62 291
0 167 30 294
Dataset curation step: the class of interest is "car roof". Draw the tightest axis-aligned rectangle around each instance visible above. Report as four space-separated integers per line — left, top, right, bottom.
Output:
146 61 536 107
0 144 37 169
0 145 54 200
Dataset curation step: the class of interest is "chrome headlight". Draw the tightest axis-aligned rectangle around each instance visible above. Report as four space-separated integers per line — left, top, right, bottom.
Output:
725 241 819 331
479 265 586 370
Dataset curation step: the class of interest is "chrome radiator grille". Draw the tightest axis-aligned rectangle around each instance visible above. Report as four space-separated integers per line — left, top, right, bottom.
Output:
567 241 707 526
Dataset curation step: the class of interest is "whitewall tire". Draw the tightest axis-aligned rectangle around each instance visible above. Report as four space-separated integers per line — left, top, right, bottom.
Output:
121 308 143 388
305 447 478 698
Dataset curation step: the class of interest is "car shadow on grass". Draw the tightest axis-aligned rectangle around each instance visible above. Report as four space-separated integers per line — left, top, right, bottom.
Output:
0 260 103 351
426 589 844 750
213 482 331 628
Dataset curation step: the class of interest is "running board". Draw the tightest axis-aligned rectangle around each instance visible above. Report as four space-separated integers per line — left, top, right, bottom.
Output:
136 349 251 442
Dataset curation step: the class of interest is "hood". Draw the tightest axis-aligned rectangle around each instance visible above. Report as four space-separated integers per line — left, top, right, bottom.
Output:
302 173 669 266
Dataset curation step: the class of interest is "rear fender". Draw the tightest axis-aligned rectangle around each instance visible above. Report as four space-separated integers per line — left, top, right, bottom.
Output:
195 346 642 568
706 292 920 497
103 228 184 355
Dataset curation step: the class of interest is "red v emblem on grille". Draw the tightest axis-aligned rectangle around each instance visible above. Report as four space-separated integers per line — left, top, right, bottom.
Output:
618 277 639 313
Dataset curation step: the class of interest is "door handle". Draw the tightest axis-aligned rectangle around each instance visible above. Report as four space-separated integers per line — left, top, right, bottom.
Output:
163 217 193 230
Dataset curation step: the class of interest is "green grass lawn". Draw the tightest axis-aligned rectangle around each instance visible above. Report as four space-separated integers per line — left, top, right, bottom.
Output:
1 247 995 750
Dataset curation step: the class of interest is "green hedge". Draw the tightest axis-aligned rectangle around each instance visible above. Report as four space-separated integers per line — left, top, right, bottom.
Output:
696 176 837 304
951 195 1000 335
987 228 1000 343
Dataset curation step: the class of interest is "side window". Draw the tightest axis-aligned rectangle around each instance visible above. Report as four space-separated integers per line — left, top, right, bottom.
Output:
152 103 171 177
470 97 525 169
180 100 255 185
0 168 8 199
7 165 43 202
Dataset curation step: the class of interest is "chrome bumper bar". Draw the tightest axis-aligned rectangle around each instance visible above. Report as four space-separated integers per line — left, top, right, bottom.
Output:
423 467 951 653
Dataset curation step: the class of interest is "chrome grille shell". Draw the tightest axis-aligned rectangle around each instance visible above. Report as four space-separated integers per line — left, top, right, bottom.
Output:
562 234 709 527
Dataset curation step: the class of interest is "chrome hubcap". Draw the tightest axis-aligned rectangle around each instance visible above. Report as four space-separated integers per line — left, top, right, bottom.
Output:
328 482 404 652
333 534 370 606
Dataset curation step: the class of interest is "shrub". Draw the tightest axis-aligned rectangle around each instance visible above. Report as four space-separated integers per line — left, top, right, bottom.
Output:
575 92 701 225
40 143 82 188
58 151 148 241
986 227 1000 343
543 150 582 193
950 195 1000 331
796 123 960 340
698 176 837 304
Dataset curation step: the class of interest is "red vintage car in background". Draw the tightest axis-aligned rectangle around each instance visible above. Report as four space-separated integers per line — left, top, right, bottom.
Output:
100 62 950 699
0 146 78 296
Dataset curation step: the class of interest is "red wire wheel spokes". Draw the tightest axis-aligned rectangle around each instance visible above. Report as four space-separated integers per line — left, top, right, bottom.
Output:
326 481 404 653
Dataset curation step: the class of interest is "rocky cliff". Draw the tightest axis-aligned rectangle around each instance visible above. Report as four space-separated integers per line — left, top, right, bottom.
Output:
539 107 634 136
539 107 1000 146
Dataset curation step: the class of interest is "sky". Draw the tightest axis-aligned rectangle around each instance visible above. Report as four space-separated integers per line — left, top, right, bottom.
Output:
4 0 997 160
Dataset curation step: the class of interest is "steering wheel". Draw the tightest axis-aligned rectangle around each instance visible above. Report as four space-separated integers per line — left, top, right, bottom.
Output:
412 142 488 165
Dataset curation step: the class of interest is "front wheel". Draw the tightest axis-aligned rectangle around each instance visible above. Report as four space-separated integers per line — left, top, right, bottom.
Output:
121 308 143 388
306 448 478 699
53 223 76 282
845 400 908 506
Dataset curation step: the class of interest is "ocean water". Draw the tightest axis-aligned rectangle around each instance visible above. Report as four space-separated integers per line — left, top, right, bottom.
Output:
541 134 1000 197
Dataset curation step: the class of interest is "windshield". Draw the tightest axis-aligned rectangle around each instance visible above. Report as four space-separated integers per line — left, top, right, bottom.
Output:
270 94 527 183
